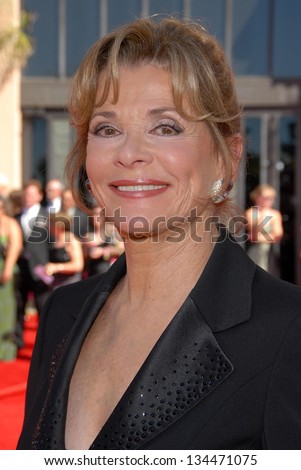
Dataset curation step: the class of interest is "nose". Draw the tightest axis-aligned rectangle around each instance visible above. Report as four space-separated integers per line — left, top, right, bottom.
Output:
113 132 153 169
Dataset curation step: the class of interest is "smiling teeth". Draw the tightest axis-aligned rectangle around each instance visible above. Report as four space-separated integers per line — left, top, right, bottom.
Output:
117 185 166 191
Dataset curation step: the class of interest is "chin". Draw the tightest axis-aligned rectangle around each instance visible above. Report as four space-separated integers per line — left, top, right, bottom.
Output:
106 205 164 225
114 217 165 237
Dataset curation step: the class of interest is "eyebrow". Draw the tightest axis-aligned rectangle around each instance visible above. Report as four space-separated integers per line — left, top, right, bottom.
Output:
148 107 178 116
90 111 116 120
90 107 179 121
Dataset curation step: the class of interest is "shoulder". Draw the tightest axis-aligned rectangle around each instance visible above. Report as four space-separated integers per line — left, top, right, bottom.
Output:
52 273 102 299
270 208 282 220
44 274 103 314
8 215 21 228
251 266 301 326
7 216 22 236
216 232 301 330
68 231 82 245
31 276 99 352
37 275 103 346
0 215 21 239
37 206 49 217
2 214 17 228
253 266 301 301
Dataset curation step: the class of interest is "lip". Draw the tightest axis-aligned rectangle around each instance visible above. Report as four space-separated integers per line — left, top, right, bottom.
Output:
109 179 170 198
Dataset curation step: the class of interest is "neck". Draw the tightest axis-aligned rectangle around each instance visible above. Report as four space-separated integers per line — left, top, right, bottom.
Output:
120 223 218 305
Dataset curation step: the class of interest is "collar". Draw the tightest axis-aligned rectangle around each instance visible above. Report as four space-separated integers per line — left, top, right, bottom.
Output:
189 228 256 332
32 229 256 450
70 253 127 321
22 203 41 217
74 227 256 332
47 198 61 212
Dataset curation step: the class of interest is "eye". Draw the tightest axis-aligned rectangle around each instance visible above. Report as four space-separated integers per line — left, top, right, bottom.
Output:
151 120 182 136
90 124 121 138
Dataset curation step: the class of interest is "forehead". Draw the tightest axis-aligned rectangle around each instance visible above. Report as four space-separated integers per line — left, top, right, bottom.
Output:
47 182 61 190
96 64 174 108
260 190 275 197
25 185 40 194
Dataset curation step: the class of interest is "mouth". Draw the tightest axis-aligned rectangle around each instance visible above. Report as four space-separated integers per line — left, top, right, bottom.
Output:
117 184 166 191
109 180 169 198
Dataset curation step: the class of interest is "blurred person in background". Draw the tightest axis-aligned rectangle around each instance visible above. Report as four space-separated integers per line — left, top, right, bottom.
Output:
61 188 91 240
82 205 124 277
0 196 22 361
245 184 283 276
8 189 23 216
44 212 84 289
14 180 51 349
45 179 64 214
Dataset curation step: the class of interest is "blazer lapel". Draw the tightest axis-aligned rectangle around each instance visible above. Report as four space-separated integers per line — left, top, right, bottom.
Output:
90 232 256 450
190 230 256 332
32 230 256 450
90 296 233 450
32 255 127 449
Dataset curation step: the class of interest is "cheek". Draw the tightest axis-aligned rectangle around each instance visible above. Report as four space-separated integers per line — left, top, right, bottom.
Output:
85 143 107 181
160 139 199 170
163 142 214 191
86 141 98 161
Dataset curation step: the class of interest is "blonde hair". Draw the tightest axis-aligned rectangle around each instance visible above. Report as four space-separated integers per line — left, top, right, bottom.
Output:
65 17 242 212
249 184 277 203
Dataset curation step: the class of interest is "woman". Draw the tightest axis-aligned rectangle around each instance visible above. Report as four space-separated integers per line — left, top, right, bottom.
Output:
0 196 22 360
83 205 124 277
17 17 301 450
245 184 283 275
43 212 84 289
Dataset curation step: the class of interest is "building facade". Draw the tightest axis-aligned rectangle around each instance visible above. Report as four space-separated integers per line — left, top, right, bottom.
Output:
0 0 22 190
18 0 301 284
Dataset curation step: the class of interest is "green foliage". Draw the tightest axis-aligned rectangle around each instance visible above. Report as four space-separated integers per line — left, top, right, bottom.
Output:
0 8 35 87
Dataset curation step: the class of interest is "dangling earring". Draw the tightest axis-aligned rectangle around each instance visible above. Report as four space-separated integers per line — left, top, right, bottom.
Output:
211 178 233 204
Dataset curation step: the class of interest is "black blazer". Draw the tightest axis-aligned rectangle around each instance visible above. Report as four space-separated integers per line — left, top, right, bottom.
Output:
17 232 301 450
16 206 50 278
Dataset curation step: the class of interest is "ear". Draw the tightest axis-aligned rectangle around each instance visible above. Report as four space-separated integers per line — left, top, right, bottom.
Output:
228 133 243 181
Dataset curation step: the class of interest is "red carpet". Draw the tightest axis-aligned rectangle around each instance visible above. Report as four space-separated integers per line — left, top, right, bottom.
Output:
0 314 38 450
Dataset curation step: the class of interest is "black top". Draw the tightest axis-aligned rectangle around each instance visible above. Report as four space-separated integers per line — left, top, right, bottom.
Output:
49 246 71 264
17 229 301 450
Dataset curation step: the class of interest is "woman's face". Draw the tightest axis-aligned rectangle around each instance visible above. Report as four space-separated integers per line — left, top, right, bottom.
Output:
255 191 276 209
86 64 223 237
